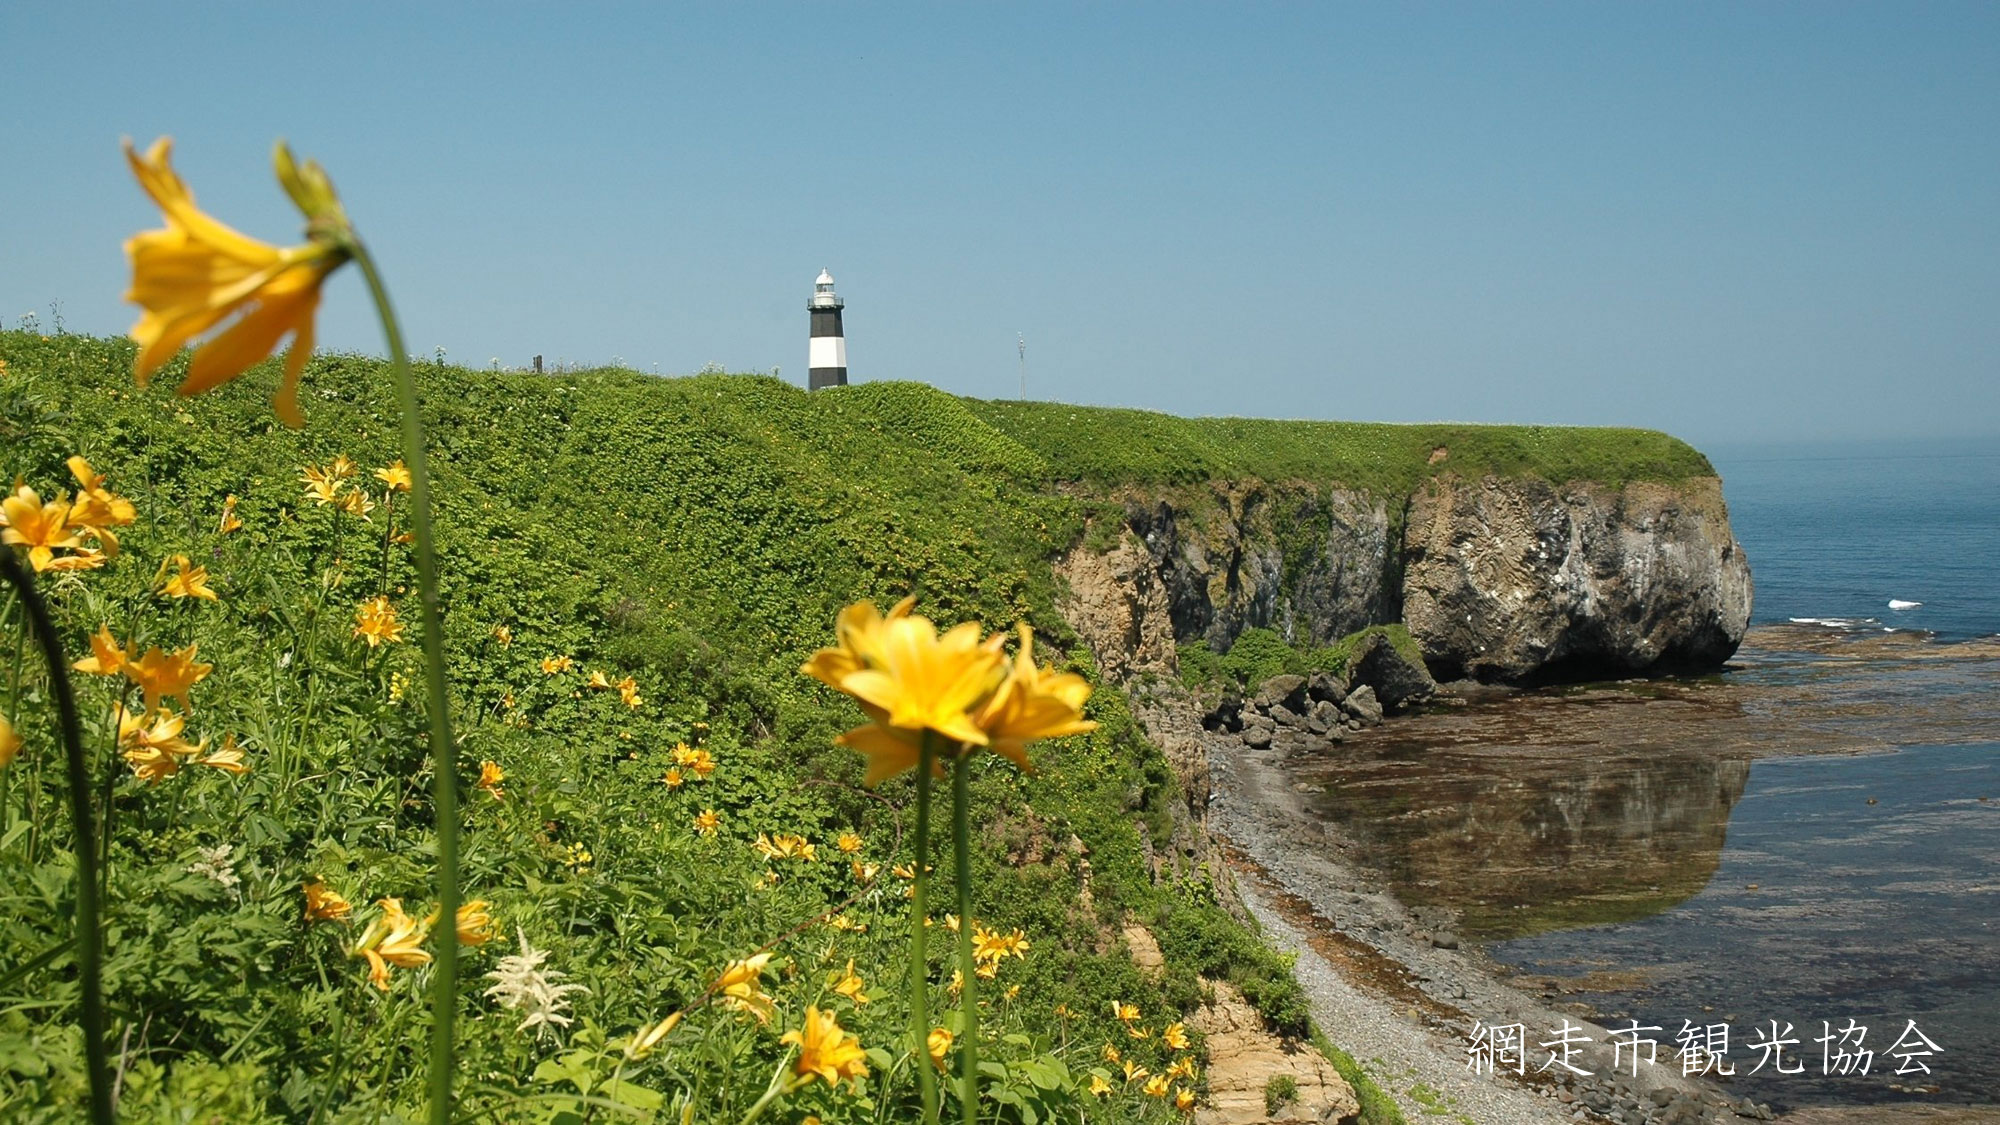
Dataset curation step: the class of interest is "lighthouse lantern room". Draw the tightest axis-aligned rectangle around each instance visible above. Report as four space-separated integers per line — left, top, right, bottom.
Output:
807 269 847 389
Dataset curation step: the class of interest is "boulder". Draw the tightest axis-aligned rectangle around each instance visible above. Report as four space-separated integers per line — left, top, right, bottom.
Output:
1307 670 1346 706
1342 686 1383 726
1254 673 1308 713
1309 699 1343 735
1240 725 1273 749
1267 703 1304 729
1342 630 1437 711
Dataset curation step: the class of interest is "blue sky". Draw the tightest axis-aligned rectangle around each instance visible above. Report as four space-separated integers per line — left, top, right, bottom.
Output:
4 2 1996 445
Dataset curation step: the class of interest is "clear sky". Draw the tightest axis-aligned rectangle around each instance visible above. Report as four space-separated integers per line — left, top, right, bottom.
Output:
4 3 1996 446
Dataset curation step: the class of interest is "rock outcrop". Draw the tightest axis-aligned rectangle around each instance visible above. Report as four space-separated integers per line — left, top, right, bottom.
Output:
1059 472 1750 686
1400 475 1752 682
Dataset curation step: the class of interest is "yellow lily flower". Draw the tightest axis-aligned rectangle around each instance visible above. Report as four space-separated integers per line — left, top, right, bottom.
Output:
303 879 352 923
351 897 433 990
1175 1087 1196 1110
1 484 82 572
1163 1022 1190 1051
623 1012 682 1060
927 1027 954 1070
156 553 220 601
199 734 250 775
66 456 136 553
692 809 721 836
1089 1074 1113 1097
336 489 375 520
829 959 869 1006
1143 1074 1171 1099
969 625 1098 772
836 831 863 853
783 1007 869 1088
455 900 499 946
122 137 351 427
118 706 206 784
71 626 132 678
476 759 505 800
217 494 243 534
0 711 21 769
353 595 402 647
122 644 212 713
714 952 776 1024
374 460 412 492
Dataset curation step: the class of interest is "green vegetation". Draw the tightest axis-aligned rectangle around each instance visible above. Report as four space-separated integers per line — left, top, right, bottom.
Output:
1177 624 1423 693
965 399 1715 491
0 332 1399 1122
1263 1072 1298 1115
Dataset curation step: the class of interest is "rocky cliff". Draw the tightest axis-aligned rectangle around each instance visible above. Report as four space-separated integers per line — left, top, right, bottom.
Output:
1055 471 1752 687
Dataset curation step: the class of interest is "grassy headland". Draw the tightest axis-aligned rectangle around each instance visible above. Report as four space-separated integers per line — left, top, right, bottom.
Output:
0 330 1703 1120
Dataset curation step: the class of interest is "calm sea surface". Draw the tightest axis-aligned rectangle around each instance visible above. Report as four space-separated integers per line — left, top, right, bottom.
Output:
1497 439 2000 1106
1709 437 2000 641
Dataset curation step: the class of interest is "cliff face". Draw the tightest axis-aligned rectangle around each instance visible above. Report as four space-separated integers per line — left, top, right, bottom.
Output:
1401 474 1753 681
1056 473 1751 686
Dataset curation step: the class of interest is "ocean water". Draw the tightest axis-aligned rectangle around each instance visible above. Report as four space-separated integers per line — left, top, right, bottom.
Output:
1707 437 2000 642
1482 438 2000 1106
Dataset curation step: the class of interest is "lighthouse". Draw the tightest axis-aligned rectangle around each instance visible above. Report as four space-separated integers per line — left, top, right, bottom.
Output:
807 269 847 389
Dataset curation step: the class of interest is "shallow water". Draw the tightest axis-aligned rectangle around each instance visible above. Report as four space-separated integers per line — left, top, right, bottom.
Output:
1296 638 2000 1107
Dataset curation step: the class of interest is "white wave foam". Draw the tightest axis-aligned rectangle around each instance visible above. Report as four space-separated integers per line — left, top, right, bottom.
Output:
1888 599 1923 610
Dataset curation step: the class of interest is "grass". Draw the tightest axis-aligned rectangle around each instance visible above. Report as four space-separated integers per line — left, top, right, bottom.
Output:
0 332 1404 1122
0 330 1693 1121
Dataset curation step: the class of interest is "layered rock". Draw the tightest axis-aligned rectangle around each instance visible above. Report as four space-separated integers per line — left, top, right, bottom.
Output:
1400 475 1753 682
1061 473 1750 686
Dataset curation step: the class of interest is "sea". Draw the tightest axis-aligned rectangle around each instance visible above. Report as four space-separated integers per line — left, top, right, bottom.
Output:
1302 437 2000 1110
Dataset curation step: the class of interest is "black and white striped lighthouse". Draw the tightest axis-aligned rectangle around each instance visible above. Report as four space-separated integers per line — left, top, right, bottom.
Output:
807 269 847 389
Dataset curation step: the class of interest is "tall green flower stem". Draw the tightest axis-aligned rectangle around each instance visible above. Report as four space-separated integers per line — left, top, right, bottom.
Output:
910 734 940 1122
0 553 111 1124
951 756 980 1123
348 239 461 1125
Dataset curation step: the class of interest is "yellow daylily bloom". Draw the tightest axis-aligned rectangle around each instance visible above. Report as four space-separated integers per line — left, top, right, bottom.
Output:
65 457 136 553
1 484 82 571
1163 1022 1190 1051
156 554 220 601
304 879 352 923
662 767 684 789
300 464 344 506
351 897 433 989
72 626 132 677
969 625 1098 772
850 860 879 883
714 952 776 1024
374 460 412 492
1166 1055 1196 1080
584 670 612 690
623 1012 682 1060
325 455 358 480
1089 1074 1113 1097
491 624 513 646
829 959 869 1006
1175 1087 1196 1111
1101 1043 1121 1063
123 643 212 711
685 747 716 777
455 900 499 946
122 137 351 427
0 711 21 769
927 1027 954 1070
199 734 250 775
1111 1001 1141 1024
539 655 573 675
798 595 916 687
1121 1059 1150 1083
336 489 375 520
475 759 505 799
217 494 243 534
783 1006 869 1088
836 831 863 854
692 809 721 836
1143 1074 1171 1099
118 706 206 784
353 595 402 647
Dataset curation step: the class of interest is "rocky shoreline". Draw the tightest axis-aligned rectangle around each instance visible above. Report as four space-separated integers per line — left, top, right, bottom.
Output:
1186 625 2000 1125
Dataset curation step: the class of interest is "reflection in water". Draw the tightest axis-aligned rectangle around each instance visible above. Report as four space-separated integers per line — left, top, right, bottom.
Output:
1306 749 1750 939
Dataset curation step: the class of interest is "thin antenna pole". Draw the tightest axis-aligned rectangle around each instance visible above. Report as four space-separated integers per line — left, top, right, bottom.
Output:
1017 333 1026 401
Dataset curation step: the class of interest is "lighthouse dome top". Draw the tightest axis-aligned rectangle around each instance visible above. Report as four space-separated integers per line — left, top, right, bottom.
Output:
810 268 844 310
